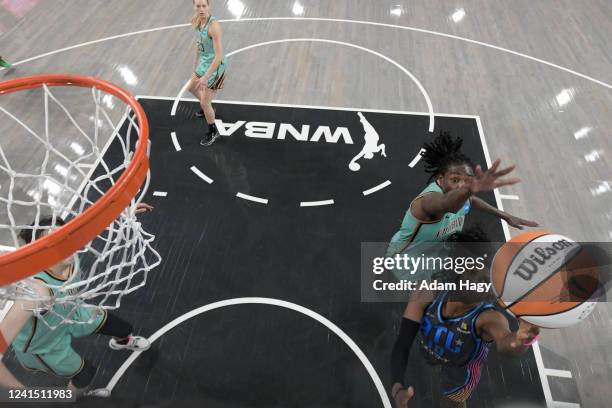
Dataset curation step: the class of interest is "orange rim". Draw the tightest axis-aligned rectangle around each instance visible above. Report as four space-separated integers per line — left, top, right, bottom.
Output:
0 74 149 285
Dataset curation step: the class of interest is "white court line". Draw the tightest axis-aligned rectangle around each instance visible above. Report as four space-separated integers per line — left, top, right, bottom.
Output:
170 131 181 152
363 181 391 196
171 38 436 133
152 191 167 197
0 23 188 69
190 166 214 184
476 117 511 240
4 17 610 91
0 245 15 251
138 95 476 118
106 298 392 407
499 194 520 201
236 192 269 204
409 148 426 168
300 199 335 207
543 368 573 379
170 82 191 116
476 117 577 408
551 402 580 408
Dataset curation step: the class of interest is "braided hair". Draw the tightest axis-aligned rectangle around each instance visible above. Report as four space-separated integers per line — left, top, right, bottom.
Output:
449 226 489 245
420 132 474 182
449 226 494 263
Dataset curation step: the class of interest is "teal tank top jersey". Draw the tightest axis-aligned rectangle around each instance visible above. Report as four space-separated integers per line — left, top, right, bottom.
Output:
195 16 228 81
387 182 471 280
12 257 104 355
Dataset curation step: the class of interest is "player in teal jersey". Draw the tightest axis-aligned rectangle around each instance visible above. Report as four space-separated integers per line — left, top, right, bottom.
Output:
0 214 152 398
390 229 540 408
188 0 228 147
387 132 538 282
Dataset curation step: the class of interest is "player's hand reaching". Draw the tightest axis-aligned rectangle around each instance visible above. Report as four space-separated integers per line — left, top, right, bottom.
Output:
135 203 154 214
511 320 540 348
504 215 539 230
469 159 520 193
393 386 414 408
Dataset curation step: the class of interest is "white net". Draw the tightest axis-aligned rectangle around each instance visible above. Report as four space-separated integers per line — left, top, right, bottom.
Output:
0 79 161 329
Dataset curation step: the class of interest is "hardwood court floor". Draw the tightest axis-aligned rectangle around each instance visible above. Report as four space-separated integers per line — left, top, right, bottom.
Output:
1 1 610 407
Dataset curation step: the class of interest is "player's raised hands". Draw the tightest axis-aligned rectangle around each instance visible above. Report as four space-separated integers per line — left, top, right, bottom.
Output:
504 214 539 230
469 159 520 193
511 320 541 348
135 203 154 214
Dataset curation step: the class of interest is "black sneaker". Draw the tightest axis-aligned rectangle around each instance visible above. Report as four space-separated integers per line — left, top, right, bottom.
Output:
200 130 220 146
200 132 213 146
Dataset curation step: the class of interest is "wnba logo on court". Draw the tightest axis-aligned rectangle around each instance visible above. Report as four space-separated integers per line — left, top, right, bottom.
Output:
215 111 387 172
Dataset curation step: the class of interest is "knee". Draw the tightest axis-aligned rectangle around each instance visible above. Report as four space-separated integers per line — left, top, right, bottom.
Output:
189 86 201 99
188 78 200 94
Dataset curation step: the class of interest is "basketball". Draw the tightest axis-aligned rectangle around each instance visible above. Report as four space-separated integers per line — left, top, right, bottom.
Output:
491 231 599 328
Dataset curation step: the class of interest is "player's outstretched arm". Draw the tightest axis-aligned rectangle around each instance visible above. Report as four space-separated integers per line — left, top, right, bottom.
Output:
478 310 540 355
417 159 519 219
418 189 472 219
470 196 539 230
469 159 520 193
135 202 154 214
390 290 433 407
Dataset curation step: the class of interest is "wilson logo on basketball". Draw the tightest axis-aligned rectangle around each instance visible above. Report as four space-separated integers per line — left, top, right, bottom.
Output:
512 239 576 280
492 231 599 328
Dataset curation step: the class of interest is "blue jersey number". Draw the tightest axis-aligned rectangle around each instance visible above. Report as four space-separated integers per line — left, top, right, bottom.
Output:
421 317 461 357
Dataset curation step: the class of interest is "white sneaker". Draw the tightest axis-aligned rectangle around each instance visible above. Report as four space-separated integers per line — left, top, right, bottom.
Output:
85 388 111 398
109 335 150 351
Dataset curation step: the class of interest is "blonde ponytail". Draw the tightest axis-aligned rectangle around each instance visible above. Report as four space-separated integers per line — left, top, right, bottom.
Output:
191 15 204 29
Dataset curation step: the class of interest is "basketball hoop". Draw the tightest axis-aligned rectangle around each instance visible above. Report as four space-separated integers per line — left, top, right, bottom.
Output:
0 74 161 328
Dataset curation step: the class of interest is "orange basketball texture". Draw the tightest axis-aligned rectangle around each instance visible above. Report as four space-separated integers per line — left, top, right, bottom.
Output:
491 231 598 328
